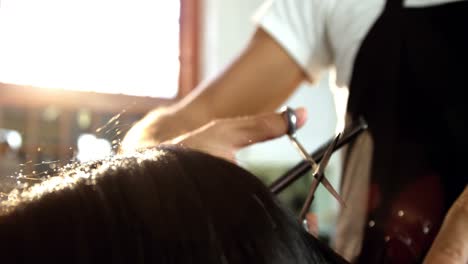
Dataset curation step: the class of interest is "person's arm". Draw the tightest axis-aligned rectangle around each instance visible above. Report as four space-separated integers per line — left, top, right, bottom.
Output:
178 28 309 121
171 108 307 162
122 28 309 151
424 186 468 264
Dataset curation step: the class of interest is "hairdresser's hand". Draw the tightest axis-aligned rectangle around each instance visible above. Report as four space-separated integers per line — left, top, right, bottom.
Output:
121 106 207 152
169 108 307 162
424 186 468 264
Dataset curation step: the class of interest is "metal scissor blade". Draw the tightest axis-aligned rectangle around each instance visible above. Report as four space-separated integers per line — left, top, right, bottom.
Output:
315 133 341 177
270 118 368 195
299 167 346 221
317 174 347 208
314 133 346 208
299 171 347 220
288 136 319 172
289 133 346 210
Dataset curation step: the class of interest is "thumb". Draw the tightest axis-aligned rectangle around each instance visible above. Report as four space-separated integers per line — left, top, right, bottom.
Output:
232 107 307 148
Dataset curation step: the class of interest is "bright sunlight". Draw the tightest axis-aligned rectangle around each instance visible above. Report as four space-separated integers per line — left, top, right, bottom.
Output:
0 0 180 98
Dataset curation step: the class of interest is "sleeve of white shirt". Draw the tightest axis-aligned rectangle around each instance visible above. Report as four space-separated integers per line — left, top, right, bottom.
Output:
253 0 334 81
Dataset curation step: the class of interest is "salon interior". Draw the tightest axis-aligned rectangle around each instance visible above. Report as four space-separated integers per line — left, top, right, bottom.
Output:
1 1 465 263
0 0 345 238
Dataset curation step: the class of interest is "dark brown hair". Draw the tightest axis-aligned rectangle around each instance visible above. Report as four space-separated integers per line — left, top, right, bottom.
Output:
0 146 330 263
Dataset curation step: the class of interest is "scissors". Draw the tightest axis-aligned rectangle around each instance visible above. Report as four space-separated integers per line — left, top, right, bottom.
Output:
281 107 346 222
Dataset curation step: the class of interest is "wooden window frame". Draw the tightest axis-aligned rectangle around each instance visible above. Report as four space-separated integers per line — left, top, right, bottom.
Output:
178 0 201 98
0 1 201 167
0 0 201 108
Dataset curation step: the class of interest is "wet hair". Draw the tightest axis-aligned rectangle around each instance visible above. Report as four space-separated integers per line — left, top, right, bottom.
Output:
0 146 332 263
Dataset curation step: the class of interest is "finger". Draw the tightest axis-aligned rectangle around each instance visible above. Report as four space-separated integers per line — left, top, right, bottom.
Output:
120 108 166 152
424 186 468 264
232 107 307 147
306 213 319 237
288 107 307 128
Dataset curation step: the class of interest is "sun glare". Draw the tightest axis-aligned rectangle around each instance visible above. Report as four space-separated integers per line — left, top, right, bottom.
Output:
0 0 180 98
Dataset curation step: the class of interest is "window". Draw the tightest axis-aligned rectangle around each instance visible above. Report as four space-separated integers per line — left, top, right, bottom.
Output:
0 0 181 98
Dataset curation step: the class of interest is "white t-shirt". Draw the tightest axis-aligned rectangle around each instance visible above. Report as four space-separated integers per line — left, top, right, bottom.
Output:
254 0 463 88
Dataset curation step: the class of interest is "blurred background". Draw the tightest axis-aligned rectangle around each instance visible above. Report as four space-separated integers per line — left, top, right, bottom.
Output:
0 0 348 239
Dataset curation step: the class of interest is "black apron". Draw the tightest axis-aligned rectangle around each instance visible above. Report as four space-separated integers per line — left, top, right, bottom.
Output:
337 0 468 263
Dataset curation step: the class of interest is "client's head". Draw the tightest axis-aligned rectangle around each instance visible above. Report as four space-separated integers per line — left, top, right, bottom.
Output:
0 146 329 263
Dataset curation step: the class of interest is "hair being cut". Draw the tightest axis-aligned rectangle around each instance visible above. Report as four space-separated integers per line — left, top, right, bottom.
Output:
0 146 332 263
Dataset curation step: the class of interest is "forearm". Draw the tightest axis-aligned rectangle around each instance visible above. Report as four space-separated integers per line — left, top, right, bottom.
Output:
121 29 308 150
176 28 308 126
